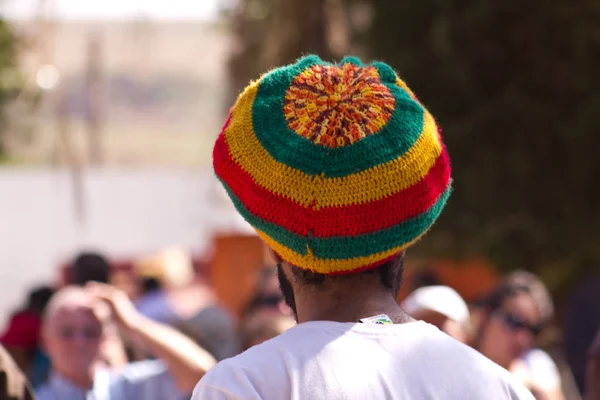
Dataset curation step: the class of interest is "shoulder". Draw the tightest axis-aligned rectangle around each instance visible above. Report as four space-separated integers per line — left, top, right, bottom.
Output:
202 339 288 381
520 349 561 390
192 359 260 400
34 383 54 400
193 337 291 399
416 328 533 398
461 349 534 399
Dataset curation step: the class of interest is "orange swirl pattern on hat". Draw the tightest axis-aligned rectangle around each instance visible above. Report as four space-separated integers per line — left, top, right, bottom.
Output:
283 63 395 148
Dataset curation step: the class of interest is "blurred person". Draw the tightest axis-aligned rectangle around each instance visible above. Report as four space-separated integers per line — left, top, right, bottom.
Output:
133 247 195 325
587 328 600 400
511 349 565 400
175 300 241 362
401 285 470 343
110 270 141 301
242 265 292 320
1 286 55 387
471 271 563 399
241 314 295 350
563 275 600 396
36 285 215 400
192 56 532 399
0 344 34 400
71 252 111 286
134 248 241 362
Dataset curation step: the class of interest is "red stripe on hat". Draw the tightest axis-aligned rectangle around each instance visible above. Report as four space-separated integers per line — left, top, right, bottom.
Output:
214 133 451 238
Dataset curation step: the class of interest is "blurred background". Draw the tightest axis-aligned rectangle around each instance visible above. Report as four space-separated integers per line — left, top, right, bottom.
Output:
0 0 598 399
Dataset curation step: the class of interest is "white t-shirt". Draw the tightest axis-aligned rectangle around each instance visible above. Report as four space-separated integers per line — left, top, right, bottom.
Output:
192 320 533 400
521 349 562 391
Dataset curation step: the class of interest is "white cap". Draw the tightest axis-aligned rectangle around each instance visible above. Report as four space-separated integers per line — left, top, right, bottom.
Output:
401 285 469 325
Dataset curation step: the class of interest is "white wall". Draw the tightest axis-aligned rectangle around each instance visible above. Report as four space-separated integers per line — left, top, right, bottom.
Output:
0 167 253 325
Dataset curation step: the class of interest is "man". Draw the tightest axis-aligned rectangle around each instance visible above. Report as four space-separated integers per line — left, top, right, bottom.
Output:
37 284 215 400
401 285 470 343
0 344 34 400
192 55 533 399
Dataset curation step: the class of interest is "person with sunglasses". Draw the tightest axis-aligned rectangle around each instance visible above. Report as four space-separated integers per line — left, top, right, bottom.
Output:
471 271 564 400
36 284 216 400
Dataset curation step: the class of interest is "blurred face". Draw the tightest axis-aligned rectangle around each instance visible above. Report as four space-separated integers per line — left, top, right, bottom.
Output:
248 267 293 319
478 293 541 368
43 305 105 380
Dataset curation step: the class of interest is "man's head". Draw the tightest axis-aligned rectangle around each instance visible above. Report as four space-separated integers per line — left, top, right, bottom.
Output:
473 271 553 369
214 55 451 320
401 285 470 342
276 254 406 320
71 252 111 286
41 287 110 381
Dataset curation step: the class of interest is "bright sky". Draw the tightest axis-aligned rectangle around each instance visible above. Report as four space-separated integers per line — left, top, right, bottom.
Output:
1 0 226 21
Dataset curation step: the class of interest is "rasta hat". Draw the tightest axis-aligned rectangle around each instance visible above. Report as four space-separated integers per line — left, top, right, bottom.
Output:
213 55 452 275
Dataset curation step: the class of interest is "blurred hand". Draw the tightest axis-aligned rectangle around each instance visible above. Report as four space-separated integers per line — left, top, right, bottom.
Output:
86 282 142 331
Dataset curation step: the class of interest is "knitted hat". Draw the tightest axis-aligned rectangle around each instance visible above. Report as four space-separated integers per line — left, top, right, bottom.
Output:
213 55 452 275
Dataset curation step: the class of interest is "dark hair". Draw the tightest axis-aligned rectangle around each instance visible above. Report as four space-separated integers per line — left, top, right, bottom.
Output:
477 284 531 311
27 286 55 312
141 277 162 294
290 253 405 295
477 271 554 324
71 252 111 285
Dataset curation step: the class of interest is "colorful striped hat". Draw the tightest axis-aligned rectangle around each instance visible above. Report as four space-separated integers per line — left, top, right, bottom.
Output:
213 55 452 275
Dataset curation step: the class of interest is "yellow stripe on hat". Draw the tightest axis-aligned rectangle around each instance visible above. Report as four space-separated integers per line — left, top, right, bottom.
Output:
396 77 417 100
255 228 422 274
225 81 442 208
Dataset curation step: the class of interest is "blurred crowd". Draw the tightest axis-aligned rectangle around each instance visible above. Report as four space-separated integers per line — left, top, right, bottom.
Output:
0 248 599 400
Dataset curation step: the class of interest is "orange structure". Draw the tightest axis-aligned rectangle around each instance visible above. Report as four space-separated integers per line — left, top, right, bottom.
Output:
210 234 270 317
398 257 500 304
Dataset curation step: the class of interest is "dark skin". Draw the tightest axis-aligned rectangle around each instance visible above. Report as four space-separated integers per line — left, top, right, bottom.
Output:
273 251 414 325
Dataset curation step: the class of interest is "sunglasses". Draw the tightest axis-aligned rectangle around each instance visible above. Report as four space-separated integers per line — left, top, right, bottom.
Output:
56 325 103 341
495 311 542 337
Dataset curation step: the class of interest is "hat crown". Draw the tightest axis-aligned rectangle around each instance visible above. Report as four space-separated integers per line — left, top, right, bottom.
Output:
283 62 395 148
213 55 452 275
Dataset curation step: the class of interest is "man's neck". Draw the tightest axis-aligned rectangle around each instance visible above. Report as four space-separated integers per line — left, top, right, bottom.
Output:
295 288 412 324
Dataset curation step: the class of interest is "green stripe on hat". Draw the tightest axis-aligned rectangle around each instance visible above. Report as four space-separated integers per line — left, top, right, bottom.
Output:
220 177 451 259
251 57 425 177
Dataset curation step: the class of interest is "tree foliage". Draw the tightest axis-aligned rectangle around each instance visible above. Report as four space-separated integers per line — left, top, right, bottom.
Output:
226 0 600 292
0 18 24 158
225 0 337 108
358 0 600 290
